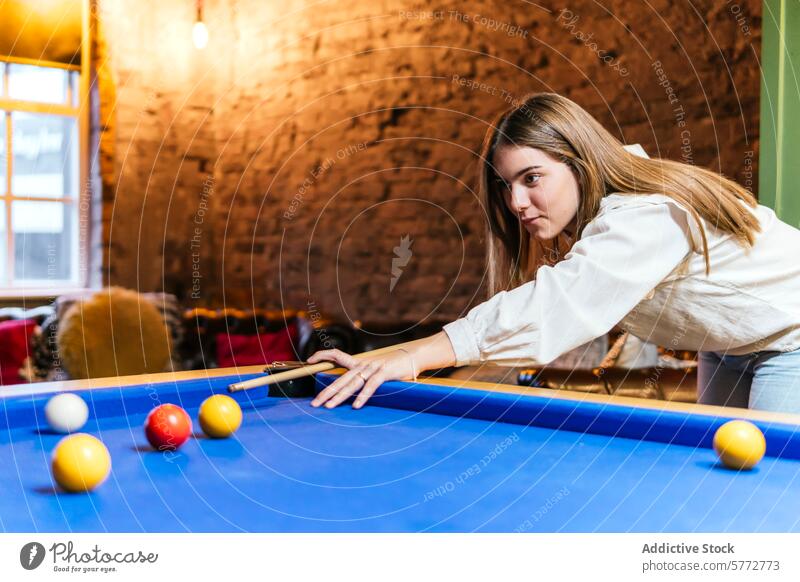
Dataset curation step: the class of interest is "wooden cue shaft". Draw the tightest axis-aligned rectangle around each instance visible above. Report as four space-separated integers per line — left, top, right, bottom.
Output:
227 339 423 392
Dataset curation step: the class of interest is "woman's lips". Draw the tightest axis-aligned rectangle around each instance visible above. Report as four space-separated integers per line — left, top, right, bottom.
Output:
521 216 542 224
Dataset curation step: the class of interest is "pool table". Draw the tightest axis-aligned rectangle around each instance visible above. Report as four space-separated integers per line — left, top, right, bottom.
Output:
2 366 800 532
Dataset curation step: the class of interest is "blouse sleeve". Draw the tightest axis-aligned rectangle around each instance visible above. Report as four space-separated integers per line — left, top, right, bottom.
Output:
442 198 695 367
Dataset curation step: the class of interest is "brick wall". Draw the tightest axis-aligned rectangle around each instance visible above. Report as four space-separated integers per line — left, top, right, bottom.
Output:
95 0 762 326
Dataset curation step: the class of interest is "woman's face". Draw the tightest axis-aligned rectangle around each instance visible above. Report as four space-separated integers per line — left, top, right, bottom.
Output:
492 145 580 241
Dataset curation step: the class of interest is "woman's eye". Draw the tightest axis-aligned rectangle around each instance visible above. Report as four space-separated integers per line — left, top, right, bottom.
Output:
524 174 540 186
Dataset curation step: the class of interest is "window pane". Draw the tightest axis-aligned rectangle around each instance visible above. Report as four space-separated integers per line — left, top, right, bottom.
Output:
12 112 78 198
0 113 6 196
7 64 70 105
13 200 76 283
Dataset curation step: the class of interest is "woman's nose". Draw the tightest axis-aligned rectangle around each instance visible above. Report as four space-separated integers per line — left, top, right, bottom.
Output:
508 185 530 213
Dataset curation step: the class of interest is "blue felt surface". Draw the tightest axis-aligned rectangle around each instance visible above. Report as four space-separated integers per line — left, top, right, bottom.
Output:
2 373 800 532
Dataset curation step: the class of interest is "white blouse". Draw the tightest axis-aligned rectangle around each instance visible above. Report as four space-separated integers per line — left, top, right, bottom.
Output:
443 193 800 367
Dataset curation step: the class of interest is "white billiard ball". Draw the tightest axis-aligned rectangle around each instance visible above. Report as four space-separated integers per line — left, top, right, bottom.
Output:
44 393 89 433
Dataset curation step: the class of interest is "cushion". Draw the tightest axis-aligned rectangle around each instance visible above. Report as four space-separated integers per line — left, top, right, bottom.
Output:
215 321 298 368
0 318 37 386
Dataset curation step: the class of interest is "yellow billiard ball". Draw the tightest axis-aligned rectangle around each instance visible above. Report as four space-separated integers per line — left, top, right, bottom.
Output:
198 395 242 438
51 433 111 492
713 420 766 470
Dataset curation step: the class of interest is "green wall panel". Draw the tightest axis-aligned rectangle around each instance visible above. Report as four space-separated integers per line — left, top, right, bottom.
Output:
760 0 800 227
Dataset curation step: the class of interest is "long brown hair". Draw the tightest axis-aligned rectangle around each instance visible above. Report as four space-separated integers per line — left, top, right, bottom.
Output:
481 92 760 295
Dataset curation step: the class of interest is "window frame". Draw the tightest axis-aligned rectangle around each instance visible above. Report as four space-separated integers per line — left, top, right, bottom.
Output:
0 52 90 296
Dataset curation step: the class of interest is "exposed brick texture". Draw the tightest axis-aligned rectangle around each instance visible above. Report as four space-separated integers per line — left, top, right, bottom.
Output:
94 0 762 326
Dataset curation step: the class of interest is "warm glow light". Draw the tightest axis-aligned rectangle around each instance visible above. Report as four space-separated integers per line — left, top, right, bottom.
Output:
192 20 208 49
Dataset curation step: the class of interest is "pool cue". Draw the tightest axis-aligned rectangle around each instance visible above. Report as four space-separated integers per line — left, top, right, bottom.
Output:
227 340 422 392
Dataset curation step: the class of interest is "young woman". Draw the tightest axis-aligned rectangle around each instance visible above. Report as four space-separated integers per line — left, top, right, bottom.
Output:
308 92 800 413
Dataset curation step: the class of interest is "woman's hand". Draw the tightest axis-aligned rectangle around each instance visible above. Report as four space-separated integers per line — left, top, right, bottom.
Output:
307 348 417 409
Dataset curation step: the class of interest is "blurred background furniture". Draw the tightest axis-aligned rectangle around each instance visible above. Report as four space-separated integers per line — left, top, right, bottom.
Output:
0 289 698 404
29 290 182 382
515 330 697 403
55 287 172 379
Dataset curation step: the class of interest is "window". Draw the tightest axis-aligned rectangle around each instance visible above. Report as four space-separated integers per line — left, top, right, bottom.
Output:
0 59 83 290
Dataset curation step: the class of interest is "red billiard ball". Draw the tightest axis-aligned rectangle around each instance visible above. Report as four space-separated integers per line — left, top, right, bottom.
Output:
145 404 192 451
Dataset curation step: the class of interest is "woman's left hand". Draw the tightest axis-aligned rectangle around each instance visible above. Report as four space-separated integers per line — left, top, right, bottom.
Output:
307 348 416 409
